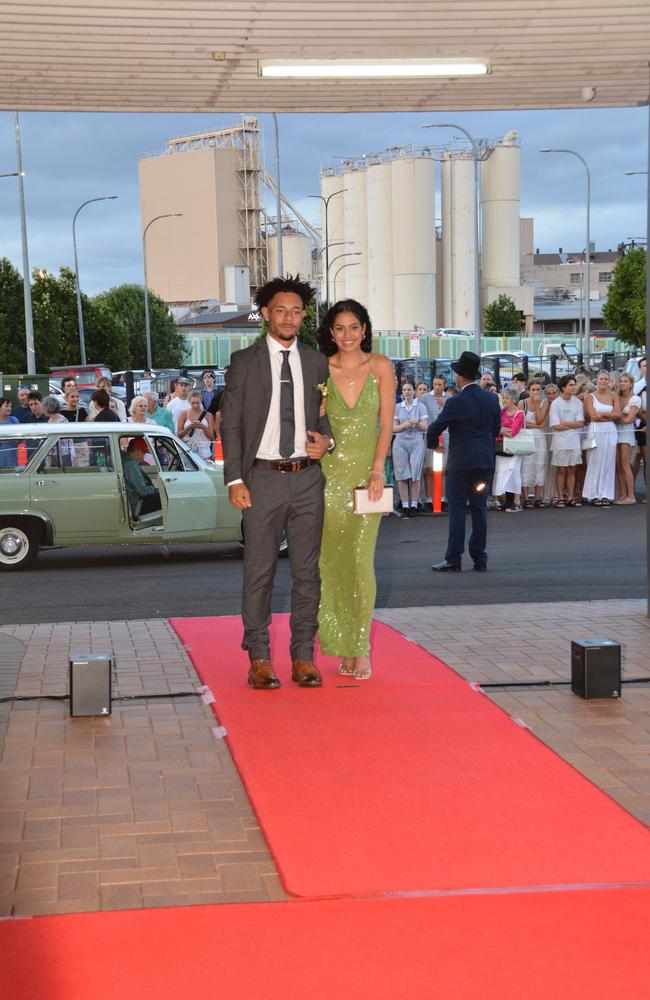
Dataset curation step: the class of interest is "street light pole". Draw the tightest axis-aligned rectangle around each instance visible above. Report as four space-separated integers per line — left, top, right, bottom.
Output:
423 122 481 354
72 195 118 365
13 113 36 374
327 251 362 299
333 261 360 302
142 213 183 370
271 113 284 276
308 188 346 305
540 148 591 359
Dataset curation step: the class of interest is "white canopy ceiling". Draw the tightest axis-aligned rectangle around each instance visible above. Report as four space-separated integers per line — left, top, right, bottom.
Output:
1 0 649 113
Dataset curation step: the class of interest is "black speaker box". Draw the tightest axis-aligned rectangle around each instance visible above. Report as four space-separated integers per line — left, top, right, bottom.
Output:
571 639 621 700
69 653 113 716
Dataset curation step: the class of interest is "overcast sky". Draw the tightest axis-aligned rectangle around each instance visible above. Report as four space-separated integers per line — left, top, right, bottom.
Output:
0 106 646 297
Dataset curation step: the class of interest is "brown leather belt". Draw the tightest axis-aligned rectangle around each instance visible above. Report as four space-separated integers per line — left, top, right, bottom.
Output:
252 457 317 473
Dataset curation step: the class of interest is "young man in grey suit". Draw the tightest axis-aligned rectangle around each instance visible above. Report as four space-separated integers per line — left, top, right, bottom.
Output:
221 276 334 689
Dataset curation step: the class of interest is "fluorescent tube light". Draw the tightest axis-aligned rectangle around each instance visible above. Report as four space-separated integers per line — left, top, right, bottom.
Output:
259 59 488 79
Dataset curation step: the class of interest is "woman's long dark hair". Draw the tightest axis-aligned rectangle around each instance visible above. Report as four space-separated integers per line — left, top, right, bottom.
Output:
317 299 373 357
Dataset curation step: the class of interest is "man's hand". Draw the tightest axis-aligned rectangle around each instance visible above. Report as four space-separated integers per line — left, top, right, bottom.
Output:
229 483 252 510
305 431 330 460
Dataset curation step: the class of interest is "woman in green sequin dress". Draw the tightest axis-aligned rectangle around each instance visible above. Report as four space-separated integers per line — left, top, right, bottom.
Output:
317 300 395 680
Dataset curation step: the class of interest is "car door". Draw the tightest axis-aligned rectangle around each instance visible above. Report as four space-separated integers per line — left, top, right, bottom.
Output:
146 434 217 539
30 433 123 542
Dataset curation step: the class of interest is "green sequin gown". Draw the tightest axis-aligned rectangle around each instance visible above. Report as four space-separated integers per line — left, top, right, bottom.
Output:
318 372 381 657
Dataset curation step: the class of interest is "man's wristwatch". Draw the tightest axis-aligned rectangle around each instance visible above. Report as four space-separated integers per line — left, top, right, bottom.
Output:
327 438 336 453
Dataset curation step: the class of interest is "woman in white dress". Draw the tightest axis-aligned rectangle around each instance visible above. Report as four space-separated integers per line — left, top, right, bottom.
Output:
177 389 215 460
542 383 559 503
615 372 641 504
582 370 621 505
520 379 549 507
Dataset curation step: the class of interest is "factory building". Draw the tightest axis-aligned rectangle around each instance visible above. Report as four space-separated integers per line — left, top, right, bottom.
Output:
320 131 534 334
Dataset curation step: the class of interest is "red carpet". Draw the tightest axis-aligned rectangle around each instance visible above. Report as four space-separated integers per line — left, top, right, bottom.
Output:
170 615 650 898
3 889 650 999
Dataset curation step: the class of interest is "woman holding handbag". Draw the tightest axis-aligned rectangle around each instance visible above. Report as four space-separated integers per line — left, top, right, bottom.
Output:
520 379 549 508
493 386 526 511
316 299 395 681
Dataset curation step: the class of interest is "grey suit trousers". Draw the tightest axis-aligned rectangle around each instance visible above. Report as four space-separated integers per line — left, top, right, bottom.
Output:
241 463 324 661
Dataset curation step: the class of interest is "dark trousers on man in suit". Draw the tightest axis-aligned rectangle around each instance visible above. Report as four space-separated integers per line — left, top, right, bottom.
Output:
444 468 492 569
241 463 324 661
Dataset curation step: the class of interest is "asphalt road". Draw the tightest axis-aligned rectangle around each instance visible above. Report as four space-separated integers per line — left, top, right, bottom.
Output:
1 504 646 625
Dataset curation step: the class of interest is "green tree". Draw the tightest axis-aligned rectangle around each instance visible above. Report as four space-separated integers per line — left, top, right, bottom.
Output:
602 247 646 349
31 266 83 370
482 294 523 336
93 284 188 369
0 257 27 371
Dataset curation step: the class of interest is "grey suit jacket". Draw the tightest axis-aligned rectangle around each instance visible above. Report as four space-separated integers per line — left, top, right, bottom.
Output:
221 338 333 485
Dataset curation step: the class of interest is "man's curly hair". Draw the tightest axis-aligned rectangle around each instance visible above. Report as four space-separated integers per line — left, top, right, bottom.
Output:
254 274 314 311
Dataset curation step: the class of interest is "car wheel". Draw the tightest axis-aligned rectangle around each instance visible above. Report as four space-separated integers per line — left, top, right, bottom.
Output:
0 523 39 571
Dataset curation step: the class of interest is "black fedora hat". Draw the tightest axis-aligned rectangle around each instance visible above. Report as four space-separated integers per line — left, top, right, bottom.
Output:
451 351 481 380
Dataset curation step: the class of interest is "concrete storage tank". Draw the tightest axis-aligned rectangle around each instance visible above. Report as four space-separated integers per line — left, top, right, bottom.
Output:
391 156 436 330
267 231 313 280
366 161 394 331
480 130 520 288
341 168 368 304
320 171 346 301
442 151 476 333
440 153 452 328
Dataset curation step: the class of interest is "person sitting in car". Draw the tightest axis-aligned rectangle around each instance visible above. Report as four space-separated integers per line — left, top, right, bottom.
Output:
123 437 161 517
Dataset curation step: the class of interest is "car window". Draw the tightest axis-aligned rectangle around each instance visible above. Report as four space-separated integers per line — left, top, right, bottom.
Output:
37 436 114 473
152 436 199 472
0 437 47 472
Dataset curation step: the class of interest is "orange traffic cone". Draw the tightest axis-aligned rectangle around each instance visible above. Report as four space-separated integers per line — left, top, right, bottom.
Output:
213 438 224 461
17 442 28 467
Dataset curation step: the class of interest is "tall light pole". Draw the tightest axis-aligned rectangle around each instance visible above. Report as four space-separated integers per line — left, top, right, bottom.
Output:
327 250 362 300
271 113 284 276
308 188 346 305
541 148 591 359
333 261 360 302
423 122 481 353
13 113 36 375
142 213 183 370
72 195 118 365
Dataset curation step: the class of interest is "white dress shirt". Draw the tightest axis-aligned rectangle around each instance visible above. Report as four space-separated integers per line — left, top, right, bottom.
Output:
256 335 306 460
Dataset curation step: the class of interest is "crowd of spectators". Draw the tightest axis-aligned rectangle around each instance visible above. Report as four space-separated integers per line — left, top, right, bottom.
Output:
392 356 646 514
2 362 646 514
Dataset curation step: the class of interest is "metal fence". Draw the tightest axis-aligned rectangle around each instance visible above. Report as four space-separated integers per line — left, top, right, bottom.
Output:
395 352 636 390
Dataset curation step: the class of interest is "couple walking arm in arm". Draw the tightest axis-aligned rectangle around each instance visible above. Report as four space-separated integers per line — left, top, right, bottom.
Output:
221 275 392 689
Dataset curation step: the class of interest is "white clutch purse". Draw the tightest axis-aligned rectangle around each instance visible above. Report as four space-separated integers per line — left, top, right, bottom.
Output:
353 486 394 514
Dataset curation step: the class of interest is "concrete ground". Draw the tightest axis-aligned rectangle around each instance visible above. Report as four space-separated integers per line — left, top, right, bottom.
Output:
0 599 648 916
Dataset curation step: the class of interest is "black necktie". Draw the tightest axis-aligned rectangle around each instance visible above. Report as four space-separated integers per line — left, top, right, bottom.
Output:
279 350 295 458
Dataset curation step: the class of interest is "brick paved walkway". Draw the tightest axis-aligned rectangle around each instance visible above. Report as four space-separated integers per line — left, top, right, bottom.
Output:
0 600 648 916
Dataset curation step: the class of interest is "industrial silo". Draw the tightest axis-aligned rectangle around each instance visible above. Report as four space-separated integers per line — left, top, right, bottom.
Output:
320 170 346 302
441 150 477 332
267 229 313 281
341 168 368 305
366 161 394 331
480 130 520 288
391 155 436 330
440 153 453 328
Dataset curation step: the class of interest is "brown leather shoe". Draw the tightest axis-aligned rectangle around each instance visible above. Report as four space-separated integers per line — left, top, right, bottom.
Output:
247 659 281 690
291 659 323 687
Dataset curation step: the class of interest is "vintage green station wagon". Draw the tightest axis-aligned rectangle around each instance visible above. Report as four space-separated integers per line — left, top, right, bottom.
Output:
0 423 243 570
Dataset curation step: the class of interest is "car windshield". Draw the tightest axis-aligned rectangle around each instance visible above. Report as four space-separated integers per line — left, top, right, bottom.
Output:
0 436 47 472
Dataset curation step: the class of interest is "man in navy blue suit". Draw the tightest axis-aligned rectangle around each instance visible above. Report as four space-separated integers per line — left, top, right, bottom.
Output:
426 351 501 572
